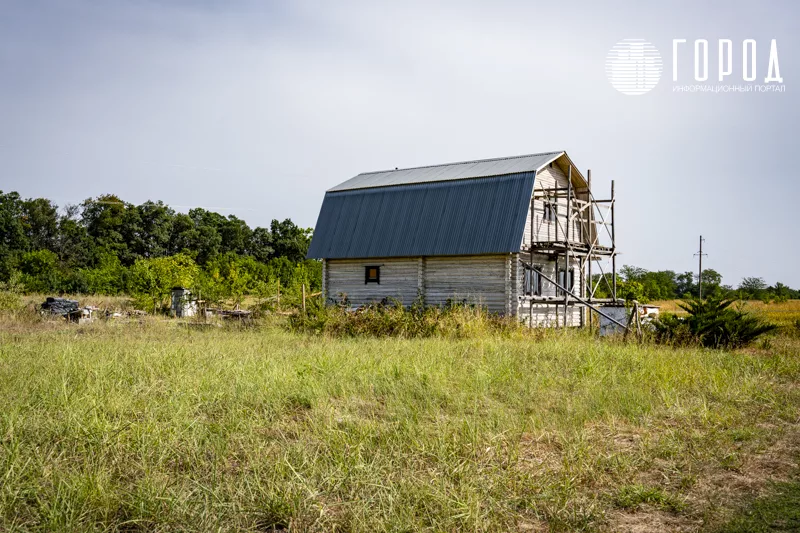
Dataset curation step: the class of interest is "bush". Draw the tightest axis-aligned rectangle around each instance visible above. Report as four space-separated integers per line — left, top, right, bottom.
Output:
18 250 62 293
289 300 525 339
0 291 22 312
653 297 777 349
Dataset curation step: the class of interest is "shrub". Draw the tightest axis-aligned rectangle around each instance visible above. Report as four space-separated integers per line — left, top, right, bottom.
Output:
127 253 200 313
0 290 22 312
18 249 62 292
653 297 777 349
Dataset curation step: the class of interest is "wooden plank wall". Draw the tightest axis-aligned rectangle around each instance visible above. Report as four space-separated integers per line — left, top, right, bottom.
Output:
424 255 508 313
326 255 509 313
515 252 583 326
326 257 419 306
522 161 587 249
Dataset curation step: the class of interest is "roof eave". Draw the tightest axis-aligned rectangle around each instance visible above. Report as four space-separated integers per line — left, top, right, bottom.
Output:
537 152 589 189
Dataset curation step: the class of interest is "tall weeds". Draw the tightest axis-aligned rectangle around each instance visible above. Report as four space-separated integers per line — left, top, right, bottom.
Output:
289 300 527 339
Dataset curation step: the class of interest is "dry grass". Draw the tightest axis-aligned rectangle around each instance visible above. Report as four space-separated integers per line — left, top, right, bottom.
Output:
652 299 800 328
1 316 799 532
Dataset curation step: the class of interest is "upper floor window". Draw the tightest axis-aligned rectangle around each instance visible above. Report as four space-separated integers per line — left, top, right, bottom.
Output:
543 202 555 223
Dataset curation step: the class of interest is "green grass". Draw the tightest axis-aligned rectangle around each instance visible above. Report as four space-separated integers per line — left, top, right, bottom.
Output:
1 319 799 531
715 480 800 532
613 484 685 513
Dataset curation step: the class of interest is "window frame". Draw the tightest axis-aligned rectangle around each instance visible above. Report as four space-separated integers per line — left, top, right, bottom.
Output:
523 265 543 297
543 201 555 223
364 265 381 284
557 267 575 296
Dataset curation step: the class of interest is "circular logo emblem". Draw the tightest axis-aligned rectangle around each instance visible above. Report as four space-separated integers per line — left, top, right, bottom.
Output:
606 39 662 95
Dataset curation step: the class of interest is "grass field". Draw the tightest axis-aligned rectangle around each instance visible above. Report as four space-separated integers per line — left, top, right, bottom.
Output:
652 299 800 328
1 312 799 531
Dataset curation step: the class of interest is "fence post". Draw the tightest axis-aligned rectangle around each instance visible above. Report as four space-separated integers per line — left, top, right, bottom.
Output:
302 283 306 315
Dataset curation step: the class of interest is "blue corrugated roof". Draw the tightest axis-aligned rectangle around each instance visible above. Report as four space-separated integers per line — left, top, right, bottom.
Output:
329 151 562 191
307 172 536 259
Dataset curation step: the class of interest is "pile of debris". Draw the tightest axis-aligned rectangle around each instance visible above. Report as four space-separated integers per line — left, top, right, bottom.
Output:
203 308 252 320
40 297 100 324
41 297 79 316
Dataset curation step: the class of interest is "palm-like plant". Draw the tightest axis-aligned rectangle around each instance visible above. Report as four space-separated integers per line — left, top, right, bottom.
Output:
655 297 776 349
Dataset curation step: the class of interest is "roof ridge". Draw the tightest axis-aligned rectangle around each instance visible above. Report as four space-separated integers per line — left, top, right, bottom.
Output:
357 151 563 176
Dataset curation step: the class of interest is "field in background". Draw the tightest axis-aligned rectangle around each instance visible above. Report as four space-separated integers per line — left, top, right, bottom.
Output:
653 299 800 328
1 317 799 532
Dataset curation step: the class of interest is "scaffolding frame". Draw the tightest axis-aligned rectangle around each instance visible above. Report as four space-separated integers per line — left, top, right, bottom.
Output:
520 168 622 327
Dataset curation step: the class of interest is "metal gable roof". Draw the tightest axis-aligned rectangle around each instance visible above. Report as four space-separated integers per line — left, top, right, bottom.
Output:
328 151 563 191
306 171 536 259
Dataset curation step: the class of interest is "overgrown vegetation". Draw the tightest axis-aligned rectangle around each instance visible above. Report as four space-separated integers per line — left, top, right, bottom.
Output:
289 299 527 338
653 297 778 349
594 265 799 304
0 191 320 312
1 319 798 531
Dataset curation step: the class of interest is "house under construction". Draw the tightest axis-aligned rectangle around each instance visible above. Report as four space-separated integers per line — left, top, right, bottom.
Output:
306 151 622 326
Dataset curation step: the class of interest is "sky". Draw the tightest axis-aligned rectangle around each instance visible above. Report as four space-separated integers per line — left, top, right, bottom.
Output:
0 0 797 287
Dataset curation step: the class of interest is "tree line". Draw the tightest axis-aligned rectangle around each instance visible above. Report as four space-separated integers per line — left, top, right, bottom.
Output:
0 191 320 311
2 190 798 311
594 265 799 303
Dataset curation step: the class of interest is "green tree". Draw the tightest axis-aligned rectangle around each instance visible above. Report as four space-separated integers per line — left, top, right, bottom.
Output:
0 191 27 279
56 204 93 269
127 201 175 260
81 195 129 264
21 197 59 251
738 277 767 300
676 271 695 297
700 268 723 298
250 226 274 263
270 219 312 262
18 249 61 293
127 253 199 313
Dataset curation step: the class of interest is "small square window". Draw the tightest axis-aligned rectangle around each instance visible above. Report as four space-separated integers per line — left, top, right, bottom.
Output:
365 266 380 284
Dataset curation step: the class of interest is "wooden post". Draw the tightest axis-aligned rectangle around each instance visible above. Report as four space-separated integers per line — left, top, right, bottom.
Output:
302 283 306 315
505 255 512 316
277 279 281 312
565 166 571 327
623 302 644 342
611 180 617 302
530 195 535 328
321 258 328 303
417 256 426 306
587 169 593 331
579 256 585 328
623 304 636 340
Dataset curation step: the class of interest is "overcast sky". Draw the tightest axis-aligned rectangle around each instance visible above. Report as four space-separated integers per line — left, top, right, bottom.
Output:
1 0 797 287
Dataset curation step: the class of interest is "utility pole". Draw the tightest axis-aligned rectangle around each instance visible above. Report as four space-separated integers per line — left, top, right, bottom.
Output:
694 235 707 299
